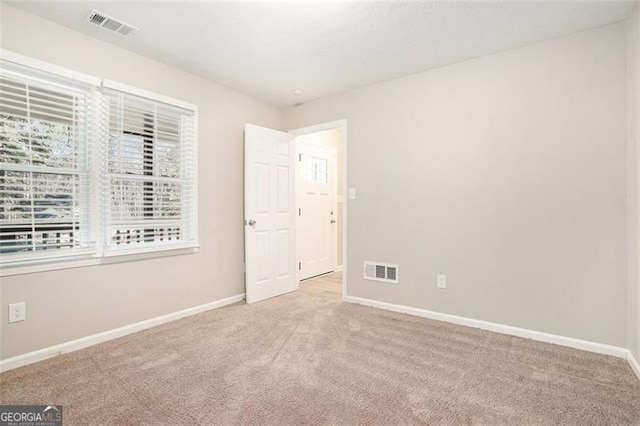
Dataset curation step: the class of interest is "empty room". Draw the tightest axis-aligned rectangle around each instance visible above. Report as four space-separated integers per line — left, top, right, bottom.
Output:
1 1 640 424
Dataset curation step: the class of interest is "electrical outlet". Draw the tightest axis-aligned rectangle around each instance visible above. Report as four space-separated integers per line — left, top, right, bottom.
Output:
9 302 25 323
437 274 447 289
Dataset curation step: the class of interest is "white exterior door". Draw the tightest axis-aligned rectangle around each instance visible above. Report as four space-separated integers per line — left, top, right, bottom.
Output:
297 142 337 280
244 124 297 303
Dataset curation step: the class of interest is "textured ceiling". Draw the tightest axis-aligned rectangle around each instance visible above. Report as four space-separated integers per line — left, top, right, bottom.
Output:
5 1 635 106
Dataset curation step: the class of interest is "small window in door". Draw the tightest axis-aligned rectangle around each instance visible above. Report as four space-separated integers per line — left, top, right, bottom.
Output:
305 156 328 184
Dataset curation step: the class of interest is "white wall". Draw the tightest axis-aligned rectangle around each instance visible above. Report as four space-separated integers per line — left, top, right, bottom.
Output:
0 5 282 360
0 5 634 360
285 23 629 347
628 5 640 361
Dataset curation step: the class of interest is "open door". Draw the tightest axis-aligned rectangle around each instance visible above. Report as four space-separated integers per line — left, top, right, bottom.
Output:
244 124 297 303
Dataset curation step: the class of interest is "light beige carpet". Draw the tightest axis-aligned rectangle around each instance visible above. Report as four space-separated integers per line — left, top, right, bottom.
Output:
1 272 639 425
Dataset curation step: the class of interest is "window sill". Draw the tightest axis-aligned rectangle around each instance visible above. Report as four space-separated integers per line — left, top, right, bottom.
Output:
0 244 199 277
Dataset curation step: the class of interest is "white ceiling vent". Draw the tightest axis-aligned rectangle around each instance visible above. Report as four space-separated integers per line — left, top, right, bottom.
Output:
87 10 138 37
364 261 399 284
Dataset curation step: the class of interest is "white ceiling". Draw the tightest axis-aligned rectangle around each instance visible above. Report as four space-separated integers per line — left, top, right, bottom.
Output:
6 1 636 106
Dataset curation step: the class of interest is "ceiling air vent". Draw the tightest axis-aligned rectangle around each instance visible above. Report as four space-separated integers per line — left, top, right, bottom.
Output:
87 10 138 37
364 261 399 284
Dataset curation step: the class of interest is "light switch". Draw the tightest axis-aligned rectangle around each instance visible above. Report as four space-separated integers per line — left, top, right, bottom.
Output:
348 188 356 200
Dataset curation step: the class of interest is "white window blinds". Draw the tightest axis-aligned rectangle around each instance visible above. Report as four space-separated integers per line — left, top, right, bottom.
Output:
0 62 97 264
103 89 196 252
0 53 198 272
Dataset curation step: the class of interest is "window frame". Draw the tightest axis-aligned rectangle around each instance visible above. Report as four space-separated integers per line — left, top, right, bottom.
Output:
102 81 198 256
0 50 199 277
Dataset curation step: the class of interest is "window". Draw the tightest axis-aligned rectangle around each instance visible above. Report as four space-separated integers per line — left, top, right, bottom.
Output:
0 61 96 264
103 88 197 252
305 156 328 184
0 53 198 273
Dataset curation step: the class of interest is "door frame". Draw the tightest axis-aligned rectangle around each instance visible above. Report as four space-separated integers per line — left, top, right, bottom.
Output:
290 119 348 302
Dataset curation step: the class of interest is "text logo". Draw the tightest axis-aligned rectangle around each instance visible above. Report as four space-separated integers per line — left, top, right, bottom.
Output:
0 405 62 426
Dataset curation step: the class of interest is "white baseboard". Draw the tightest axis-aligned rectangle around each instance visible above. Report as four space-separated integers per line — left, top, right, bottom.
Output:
628 351 640 380
0 293 245 373
344 296 629 359
4 292 637 381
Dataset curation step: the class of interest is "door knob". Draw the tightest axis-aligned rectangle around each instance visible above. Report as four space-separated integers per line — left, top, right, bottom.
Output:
246 219 256 226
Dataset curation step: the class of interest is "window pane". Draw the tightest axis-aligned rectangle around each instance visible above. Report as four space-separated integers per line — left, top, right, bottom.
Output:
0 62 92 262
104 89 196 252
31 120 76 168
109 133 146 175
0 115 30 165
0 170 31 223
0 170 79 254
304 156 328 184
317 158 328 184
110 178 181 222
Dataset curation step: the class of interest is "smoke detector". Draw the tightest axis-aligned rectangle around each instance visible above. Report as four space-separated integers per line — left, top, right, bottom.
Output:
87 9 138 36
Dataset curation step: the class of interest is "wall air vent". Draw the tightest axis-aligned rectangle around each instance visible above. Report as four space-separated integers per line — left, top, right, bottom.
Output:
364 261 399 284
87 10 139 37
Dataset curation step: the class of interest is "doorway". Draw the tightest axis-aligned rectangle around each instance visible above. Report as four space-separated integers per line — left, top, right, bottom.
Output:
291 123 345 296
244 120 347 304
296 135 338 280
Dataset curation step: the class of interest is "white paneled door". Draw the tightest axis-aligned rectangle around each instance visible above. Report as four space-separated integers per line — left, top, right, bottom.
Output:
297 142 337 280
244 124 297 303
